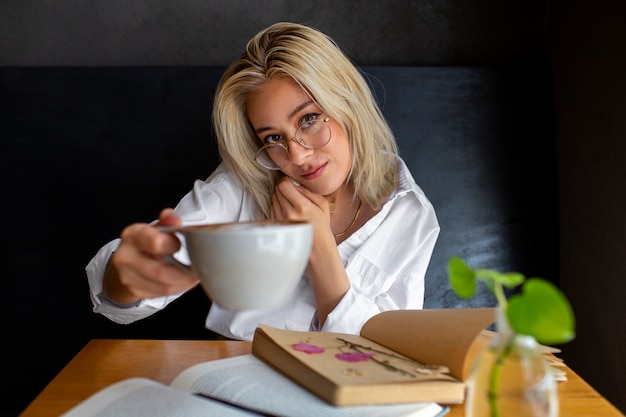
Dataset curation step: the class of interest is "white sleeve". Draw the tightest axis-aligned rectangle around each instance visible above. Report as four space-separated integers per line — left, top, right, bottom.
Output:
85 163 256 325
85 239 184 324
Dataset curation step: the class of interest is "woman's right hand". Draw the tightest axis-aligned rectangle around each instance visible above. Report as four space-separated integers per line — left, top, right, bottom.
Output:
102 208 199 305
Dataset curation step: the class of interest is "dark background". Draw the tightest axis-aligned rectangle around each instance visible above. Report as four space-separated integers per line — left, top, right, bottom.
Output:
1 1 624 415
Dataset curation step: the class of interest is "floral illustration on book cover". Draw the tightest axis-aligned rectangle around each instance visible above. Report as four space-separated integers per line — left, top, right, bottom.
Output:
283 332 453 383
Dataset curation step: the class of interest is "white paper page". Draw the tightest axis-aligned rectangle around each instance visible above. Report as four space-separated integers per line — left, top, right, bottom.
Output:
171 354 446 417
61 377 259 417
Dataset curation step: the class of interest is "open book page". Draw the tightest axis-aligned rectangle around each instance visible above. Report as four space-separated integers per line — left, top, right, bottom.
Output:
171 354 448 417
362 309 566 382
360 308 496 380
60 377 258 417
472 329 568 382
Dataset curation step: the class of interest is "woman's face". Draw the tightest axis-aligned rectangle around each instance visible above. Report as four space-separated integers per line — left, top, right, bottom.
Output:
246 77 352 197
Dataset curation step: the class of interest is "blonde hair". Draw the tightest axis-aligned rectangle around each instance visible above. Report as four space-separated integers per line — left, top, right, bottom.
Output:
213 22 398 218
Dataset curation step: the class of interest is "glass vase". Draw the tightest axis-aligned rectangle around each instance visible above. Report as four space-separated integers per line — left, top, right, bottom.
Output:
464 309 558 417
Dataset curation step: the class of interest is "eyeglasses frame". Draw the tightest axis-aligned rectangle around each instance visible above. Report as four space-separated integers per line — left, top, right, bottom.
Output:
254 115 331 170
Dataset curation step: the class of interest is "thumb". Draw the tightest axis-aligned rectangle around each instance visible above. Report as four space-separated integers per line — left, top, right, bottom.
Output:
157 208 182 226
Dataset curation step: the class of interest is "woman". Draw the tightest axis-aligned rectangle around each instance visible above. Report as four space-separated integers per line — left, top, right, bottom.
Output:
86 22 439 341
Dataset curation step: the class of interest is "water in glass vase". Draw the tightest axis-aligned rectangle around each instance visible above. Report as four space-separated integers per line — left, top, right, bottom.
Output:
465 333 558 417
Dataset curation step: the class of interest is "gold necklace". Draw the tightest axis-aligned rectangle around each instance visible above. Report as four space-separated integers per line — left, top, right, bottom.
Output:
333 200 362 238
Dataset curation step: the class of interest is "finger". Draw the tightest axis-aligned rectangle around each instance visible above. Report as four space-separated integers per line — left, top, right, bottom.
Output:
122 264 198 299
274 184 295 211
276 183 308 221
287 176 301 187
157 208 181 226
113 244 198 298
277 177 327 211
121 223 181 257
289 184 328 211
271 191 285 220
269 200 276 220
135 260 199 297
277 180 331 220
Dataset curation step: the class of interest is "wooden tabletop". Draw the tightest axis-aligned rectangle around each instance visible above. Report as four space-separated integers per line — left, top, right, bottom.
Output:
20 339 624 417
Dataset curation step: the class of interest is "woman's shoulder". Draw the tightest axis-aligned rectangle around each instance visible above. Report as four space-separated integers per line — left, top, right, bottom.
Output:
392 155 431 203
204 162 236 182
175 163 259 222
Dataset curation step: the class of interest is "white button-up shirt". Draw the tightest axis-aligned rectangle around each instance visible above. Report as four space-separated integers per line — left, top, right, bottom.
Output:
86 156 439 341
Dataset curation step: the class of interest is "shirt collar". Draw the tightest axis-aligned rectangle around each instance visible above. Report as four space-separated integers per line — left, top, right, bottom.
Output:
387 155 421 204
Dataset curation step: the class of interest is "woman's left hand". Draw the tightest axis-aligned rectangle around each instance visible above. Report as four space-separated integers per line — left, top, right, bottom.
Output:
270 176 336 247
270 176 350 325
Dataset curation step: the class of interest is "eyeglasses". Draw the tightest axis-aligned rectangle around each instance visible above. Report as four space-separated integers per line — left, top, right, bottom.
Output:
254 116 331 170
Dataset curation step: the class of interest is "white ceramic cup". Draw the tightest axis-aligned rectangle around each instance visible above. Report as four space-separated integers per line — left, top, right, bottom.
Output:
161 221 313 310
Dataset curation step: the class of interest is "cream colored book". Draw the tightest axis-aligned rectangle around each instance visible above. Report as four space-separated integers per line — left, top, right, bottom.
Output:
252 308 497 406
61 353 449 417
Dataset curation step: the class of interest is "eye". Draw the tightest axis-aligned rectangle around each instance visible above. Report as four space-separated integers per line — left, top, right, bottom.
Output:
298 113 321 129
263 134 285 145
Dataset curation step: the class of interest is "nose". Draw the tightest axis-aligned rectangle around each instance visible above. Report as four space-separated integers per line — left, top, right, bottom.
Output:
286 137 313 165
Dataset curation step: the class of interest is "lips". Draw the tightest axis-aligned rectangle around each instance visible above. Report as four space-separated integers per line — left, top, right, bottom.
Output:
300 163 327 180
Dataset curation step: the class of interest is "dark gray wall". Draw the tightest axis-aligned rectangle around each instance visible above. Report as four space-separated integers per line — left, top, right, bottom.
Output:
1 0 624 415
548 0 626 413
0 0 545 66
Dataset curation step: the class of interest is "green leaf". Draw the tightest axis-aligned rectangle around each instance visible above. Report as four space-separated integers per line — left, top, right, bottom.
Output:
448 256 477 298
475 269 524 288
498 272 525 288
507 278 576 345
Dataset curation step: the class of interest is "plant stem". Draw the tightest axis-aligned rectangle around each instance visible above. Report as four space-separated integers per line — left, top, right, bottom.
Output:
493 282 508 310
487 287 513 417
487 331 516 417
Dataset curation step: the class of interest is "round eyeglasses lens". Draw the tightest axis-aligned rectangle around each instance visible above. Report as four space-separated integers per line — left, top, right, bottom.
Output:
255 145 290 170
254 117 332 170
297 118 331 148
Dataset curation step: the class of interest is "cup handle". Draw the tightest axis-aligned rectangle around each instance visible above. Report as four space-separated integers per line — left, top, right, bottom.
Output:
161 254 193 275
155 225 194 275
